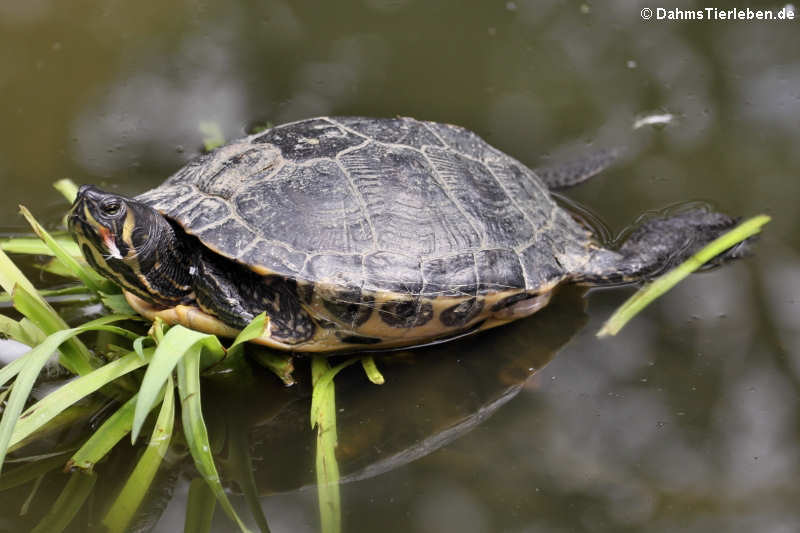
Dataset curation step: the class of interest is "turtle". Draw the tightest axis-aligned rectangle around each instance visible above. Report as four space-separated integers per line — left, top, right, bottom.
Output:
68 116 749 353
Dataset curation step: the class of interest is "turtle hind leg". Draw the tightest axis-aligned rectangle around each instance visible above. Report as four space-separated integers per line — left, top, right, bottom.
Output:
534 147 622 190
575 206 753 285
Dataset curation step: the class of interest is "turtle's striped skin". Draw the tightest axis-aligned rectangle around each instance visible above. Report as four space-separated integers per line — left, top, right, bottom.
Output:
69 117 747 352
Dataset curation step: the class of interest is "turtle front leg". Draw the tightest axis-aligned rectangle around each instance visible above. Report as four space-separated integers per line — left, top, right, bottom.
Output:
191 250 257 329
190 249 316 344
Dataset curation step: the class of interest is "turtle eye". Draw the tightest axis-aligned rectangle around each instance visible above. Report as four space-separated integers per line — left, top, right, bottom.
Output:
101 200 122 217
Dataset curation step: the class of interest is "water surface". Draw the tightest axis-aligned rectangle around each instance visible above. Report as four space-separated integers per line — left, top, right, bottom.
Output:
1 1 799 532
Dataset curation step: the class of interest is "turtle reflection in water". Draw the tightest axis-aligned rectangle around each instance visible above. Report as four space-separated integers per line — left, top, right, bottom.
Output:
173 286 588 495
68 117 749 352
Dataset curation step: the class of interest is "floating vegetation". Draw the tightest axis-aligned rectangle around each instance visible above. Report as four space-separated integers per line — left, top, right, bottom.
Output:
198 120 226 151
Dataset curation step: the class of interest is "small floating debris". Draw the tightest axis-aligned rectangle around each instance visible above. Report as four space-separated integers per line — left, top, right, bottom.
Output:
633 112 675 130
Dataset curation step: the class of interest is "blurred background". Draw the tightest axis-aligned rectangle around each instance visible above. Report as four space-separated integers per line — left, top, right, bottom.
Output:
1 1 799 532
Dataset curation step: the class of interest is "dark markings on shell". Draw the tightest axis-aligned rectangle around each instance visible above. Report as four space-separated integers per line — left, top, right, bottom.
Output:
490 292 538 313
254 118 363 162
379 300 434 328
440 297 485 327
321 288 374 328
336 333 383 345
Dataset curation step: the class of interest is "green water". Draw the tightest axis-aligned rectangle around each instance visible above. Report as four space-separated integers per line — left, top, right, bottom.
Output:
1 1 799 532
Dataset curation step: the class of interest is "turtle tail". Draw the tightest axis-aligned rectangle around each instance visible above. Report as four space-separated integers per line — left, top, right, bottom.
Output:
574 207 755 285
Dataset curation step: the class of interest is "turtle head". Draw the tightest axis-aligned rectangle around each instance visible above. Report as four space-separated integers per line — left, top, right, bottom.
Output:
68 185 192 306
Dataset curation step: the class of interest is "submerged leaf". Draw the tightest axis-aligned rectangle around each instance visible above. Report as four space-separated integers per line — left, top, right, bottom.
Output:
102 376 175 533
0 451 72 491
311 356 350 533
177 348 252 532
30 471 96 533
185 477 218 533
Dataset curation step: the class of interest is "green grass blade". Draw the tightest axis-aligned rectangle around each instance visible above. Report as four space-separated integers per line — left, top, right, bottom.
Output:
311 356 354 533
30 471 96 533
100 293 135 314
53 179 79 203
0 286 94 305
9 350 150 450
0 236 81 258
250 350 295 386
0 246 41 299
67 395 137 471
68 365 162 472
0 318 46 347
102 376 175 533
0 315 28 344
228 312 269 353
310 357 357 430
360 356 384 385
13 284 103 376
185 477 218 533
18 318 47 346
19 205 114 294
598 214 771 337
132 326 225 443
11 402 105 454
34 257 80 279
0 314 135 472
209 313 269 375
177 348 252 533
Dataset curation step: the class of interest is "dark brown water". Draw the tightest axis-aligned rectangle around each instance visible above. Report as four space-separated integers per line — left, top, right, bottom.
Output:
1 1 799 532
